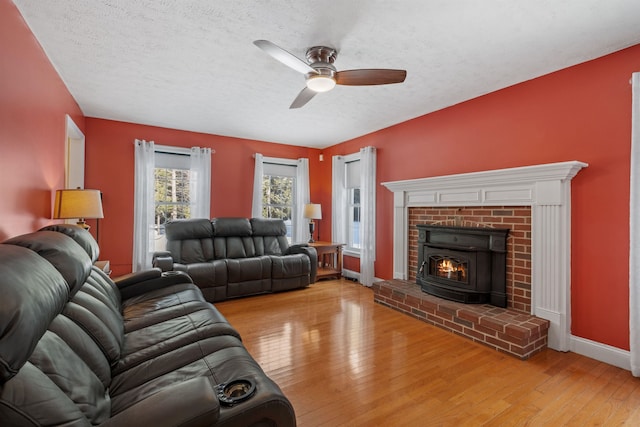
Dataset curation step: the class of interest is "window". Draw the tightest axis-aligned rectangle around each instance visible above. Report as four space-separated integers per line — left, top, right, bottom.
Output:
134 141 211 271
348 187 361 250
262 161 297 241
344 155 362 255
155 168 191 223
252 155 310 243
332 147 376 285
153 149 192 251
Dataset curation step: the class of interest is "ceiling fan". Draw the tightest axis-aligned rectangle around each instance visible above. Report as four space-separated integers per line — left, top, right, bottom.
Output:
253 40 407 109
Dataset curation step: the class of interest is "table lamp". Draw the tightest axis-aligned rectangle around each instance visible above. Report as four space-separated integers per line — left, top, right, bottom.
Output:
53 189 104 230
303 203 322 243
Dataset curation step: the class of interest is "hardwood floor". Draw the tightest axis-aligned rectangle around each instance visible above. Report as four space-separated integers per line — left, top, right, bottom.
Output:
215 279 640 426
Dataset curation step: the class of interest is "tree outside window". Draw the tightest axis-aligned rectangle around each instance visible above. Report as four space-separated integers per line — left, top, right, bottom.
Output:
154 167 191 250
262 174 294 241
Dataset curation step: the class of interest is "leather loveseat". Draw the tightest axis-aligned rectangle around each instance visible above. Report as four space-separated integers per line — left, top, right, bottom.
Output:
152 218 317 302
0 225 296 426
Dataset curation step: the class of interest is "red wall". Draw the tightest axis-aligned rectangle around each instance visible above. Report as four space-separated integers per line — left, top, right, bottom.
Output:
323 44 640 351
0 0 84 240
84 118 320 276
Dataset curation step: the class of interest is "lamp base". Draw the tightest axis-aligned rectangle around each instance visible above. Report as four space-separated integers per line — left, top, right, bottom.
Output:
308 221 315 243
76 219 91 231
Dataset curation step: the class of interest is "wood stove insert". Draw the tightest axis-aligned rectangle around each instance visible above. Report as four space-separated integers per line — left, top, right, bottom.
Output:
416 225 509 307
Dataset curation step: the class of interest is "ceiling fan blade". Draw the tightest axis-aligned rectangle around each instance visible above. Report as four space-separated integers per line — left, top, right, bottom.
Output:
253 40 316 75
290 87 317 109
335 69 407 86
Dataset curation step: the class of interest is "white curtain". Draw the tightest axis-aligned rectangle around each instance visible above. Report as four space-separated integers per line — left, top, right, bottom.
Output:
360 146 377 287
630 72 640 376
189 147 212 218
294 158 310 243
252 153 264 218
133 139 155 272
332 155 347 245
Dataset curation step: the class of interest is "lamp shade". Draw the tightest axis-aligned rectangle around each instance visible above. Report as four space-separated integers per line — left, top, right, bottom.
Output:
53 189 104 220
303 203 322 220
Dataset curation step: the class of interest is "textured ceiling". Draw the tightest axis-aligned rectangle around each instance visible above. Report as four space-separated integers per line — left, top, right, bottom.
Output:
12 0 640 148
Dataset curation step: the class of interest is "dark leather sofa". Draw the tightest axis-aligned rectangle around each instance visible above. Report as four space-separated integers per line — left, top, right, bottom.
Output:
0 225 296 426
152 218 317 302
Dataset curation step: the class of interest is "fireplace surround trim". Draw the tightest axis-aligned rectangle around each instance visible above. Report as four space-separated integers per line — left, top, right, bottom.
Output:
381 160 587 351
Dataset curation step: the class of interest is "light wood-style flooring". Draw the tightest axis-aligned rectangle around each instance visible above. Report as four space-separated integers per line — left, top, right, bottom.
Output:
215 279 640 426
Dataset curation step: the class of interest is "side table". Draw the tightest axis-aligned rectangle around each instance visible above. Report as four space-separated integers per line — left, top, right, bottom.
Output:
309 242 344 280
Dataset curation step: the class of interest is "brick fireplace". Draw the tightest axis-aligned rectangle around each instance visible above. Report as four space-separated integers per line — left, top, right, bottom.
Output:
409 206 532 313
373 206 541 359
380 161 587 352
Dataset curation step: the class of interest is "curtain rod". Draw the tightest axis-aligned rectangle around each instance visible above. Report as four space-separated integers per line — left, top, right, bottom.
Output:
134 141 215 154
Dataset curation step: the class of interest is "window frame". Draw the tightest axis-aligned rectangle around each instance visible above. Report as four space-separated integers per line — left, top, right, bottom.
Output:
152 145 193 251
262 157 299 242
342 152 362 257
347 187 361 252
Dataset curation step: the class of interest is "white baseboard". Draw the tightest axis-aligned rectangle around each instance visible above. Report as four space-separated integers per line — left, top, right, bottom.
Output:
570 335 631 371
342 268 359 281
341 269 384 286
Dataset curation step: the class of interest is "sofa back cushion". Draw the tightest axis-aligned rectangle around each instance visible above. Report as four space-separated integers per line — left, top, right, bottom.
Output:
251 218 290 256
29 318 112 423
165 218 215 263
40 224 100 263
0 245 68 382
4 230 125 367
212 218 256 259
5 230 93 296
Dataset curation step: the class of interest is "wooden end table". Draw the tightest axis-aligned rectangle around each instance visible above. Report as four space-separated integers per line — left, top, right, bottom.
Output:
309 242 344 280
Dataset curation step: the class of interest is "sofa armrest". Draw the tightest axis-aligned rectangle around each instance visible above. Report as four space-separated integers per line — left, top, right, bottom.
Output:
114 269 193 300
152 251 174 272
287 244 318 283
99 377 219 427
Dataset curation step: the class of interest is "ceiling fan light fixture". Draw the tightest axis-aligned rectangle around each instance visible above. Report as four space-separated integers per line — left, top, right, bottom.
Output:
306 75 336 92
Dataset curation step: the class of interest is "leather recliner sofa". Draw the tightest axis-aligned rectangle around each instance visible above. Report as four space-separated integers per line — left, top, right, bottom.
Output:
0 225 296 426
152 218 317 302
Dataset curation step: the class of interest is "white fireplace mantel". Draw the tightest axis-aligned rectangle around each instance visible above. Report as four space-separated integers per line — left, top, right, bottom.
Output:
381 160 588 351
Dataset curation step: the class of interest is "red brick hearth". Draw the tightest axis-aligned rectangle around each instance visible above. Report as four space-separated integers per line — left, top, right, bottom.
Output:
373 280 550 359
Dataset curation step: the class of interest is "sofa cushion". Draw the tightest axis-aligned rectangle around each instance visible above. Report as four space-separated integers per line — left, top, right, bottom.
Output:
165 218 214 240
0 362 90 426
212 218 257 259
40 224 100 263
0 245 68 382
48 315 112 387
6 229 126 367
173 260 228 297
254 235 289 256
4 230 93 296
250 218 286 236
226 256 272 298
165 219 215 264
212 217 252 236
251 218 290 255
214 236 256 259
168 238 215 264
271 254 311 292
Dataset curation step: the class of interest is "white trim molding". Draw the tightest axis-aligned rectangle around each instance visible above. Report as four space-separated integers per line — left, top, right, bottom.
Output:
381 161 588 351
570 336 631 371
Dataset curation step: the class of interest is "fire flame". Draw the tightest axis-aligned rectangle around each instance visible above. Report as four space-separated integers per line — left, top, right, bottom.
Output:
440 259 456 273
437 259 466 280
